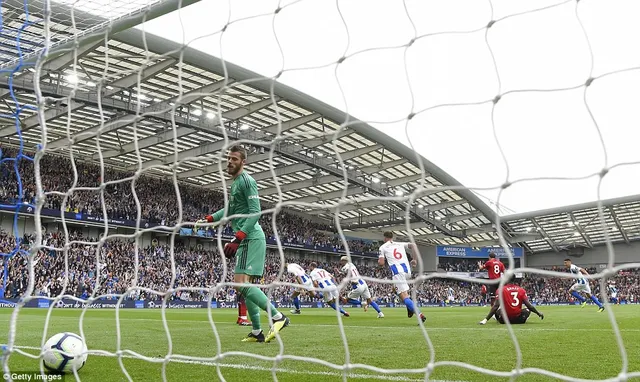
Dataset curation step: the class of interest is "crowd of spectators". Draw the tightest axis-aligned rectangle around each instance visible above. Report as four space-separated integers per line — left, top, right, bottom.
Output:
0 147 379 254
2 230 639 307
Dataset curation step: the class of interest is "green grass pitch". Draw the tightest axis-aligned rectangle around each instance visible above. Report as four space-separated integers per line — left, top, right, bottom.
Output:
1 305 639 381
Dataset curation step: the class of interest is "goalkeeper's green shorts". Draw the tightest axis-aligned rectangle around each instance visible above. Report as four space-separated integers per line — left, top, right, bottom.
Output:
235 238 266 277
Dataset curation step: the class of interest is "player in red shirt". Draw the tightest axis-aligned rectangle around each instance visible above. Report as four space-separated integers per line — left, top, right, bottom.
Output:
479 252 505 304
478 276 544 325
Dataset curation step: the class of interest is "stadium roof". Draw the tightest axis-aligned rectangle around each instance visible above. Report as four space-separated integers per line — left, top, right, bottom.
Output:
0 0 638 254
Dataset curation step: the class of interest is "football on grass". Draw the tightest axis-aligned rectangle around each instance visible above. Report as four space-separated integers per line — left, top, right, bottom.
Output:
42 332 88 374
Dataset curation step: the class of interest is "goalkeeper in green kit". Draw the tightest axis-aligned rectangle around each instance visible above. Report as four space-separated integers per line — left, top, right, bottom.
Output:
196 145 289 343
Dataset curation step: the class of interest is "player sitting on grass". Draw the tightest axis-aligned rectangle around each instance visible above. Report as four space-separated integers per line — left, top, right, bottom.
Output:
338 256 384 318
309 262 349 317
196 145 289 343
378 232 425 324
478 252 505 319
564 258 605 312
287 262 321 315
479 275 544 325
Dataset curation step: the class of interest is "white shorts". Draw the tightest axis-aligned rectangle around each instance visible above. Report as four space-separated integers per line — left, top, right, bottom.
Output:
571 282 591 295
297 277 313 292
347 281 371 300
392 272 411 295
321 288 339 303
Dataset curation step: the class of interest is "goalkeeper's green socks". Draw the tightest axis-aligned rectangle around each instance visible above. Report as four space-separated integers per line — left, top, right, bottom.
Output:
242 286 283 322
244 297 262 331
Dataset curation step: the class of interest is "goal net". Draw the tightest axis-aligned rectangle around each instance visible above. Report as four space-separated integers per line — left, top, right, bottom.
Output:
1 0 639 381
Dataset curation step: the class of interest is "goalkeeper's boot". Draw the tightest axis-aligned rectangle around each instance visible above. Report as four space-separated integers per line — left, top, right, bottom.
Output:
237 318 251 326
265 314 290 343
242 330 265 343
580 301 587 308
598 306 605 313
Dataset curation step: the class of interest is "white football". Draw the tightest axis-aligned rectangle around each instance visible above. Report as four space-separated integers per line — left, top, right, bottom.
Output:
42 332 88 374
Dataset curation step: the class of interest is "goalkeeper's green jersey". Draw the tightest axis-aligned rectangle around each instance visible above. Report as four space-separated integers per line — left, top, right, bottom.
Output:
213 170 265 240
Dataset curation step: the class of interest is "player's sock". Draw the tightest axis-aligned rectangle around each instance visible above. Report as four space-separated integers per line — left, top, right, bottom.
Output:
238 296 247 319
329 302 347 315
292 296 301 311
403 297 416 314
242 286 282 319
570 291 586 302
245 297 262 331
369 301 382 313
590 295 604 308
347 299 361 306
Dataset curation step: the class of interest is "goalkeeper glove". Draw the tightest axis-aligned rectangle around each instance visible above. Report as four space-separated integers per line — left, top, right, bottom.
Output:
224 231 246 258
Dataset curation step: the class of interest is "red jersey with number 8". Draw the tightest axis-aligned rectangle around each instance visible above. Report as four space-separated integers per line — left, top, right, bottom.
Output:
483 258 505 279
378 241 411 275
499 284 527 317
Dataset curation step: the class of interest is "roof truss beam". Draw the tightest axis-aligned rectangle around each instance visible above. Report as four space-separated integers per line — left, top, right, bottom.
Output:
222 97 279 120
360 159 406 174
386 174 423 187
426 199 466 211
608 207 630 245
303 129 352 148
446 210 483 224
94 127 194 160
531 218 560 252
0 58 177 139
39 40 105 76
45 79 231 150
365 221 432 232
202 162 309 184
306 199 392 215
103 95 275 161
296 187 364 204
180 152 273 182
260 175 338 196
263 113 320 135
568 212 593 248
104 58 177 95
344 217 423 230
338 144 381 161
129 139 227 170
0 99 84 138
414 224 494 240
341 210 400 225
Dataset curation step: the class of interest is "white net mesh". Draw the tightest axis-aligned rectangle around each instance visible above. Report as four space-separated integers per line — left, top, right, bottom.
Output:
1 0 640 381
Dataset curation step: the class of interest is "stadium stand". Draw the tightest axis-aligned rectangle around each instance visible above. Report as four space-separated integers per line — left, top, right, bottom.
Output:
4 229 638 306
0 147 379 254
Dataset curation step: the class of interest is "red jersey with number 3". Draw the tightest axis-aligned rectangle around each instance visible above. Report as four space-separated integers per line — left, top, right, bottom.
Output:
378 241 411 275
483 258 505 279
499 284 527 317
